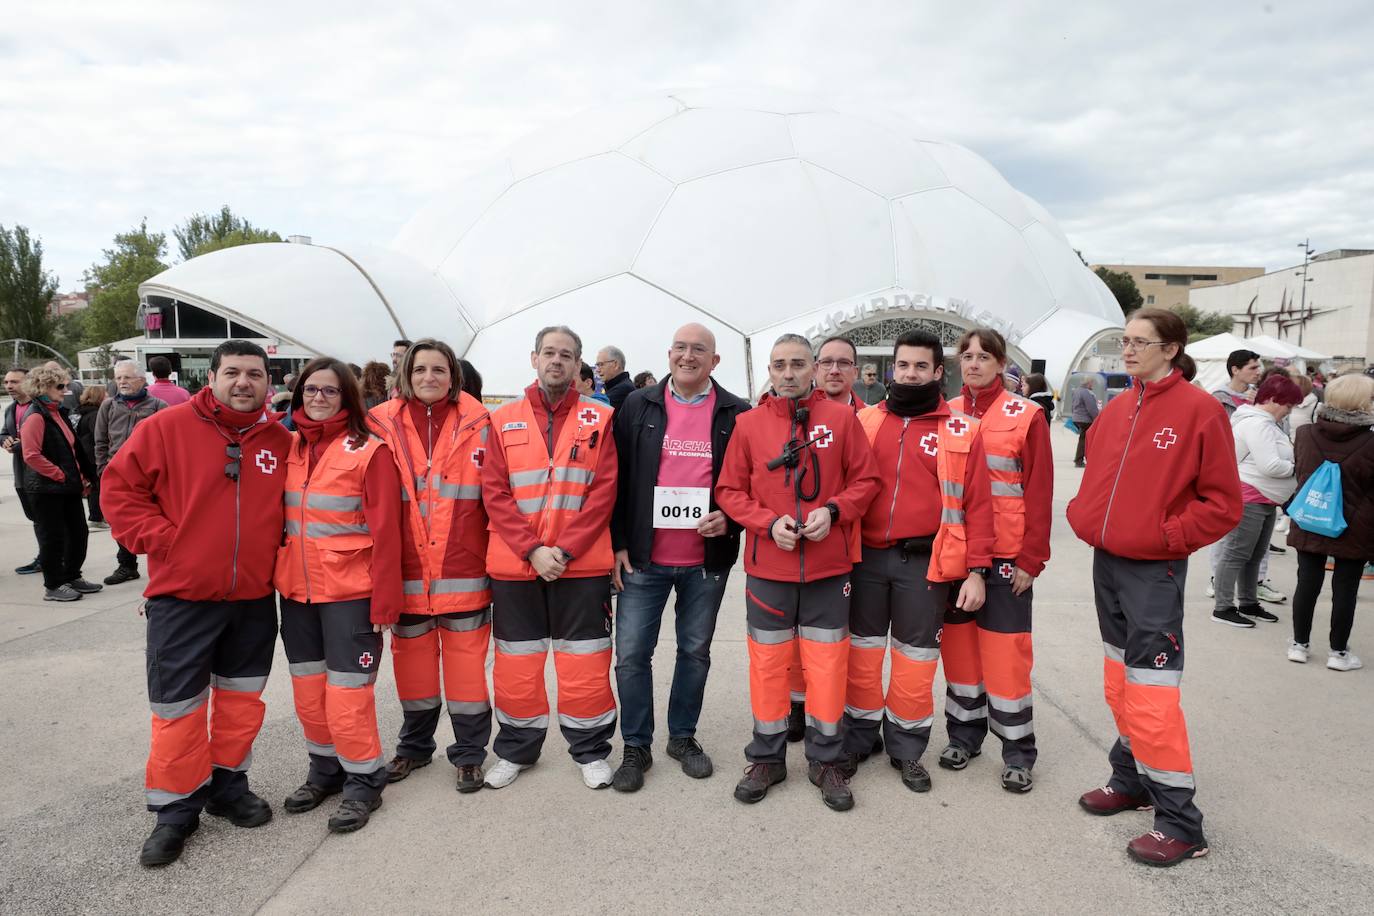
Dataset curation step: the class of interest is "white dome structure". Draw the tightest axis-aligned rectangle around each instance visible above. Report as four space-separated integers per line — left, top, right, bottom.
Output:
140 89 1122 397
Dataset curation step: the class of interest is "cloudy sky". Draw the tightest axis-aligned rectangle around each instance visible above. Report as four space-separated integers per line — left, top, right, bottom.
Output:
3 0 1371 290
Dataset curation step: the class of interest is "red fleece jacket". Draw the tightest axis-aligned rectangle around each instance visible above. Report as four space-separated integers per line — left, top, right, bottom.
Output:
1067 369 1242 559
103 388 293 601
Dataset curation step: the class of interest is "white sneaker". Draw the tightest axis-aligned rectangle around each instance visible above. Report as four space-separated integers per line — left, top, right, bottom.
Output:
483 757 528 789
1205 578 1214 598
578 757 613 789
1287 641 1309 664
1257 581 1288 604
1327 650 1363 672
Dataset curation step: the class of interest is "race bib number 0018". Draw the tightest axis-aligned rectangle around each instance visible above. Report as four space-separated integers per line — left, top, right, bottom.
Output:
652 486 710 529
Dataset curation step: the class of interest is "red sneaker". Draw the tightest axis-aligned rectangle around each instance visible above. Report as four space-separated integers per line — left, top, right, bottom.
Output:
1127 830 1209 867
1078 785 1152 816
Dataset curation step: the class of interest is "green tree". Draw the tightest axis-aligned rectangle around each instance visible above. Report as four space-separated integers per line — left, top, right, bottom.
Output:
1169 302 1235 341
174 205 281 260
0 224 59 345
50 309 88 362
83 219 168 346
1094 266 1143 315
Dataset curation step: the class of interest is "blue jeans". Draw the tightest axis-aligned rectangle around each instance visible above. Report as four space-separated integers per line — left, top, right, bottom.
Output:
614 563 730 747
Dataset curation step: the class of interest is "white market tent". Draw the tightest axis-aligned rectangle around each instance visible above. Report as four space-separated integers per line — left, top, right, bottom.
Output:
1247 334 1330 361
1189 332 1324 393
139 89 1123 398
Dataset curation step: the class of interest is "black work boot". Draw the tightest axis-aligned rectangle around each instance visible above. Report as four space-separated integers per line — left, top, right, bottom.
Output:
891 757 932 792
327 797 382 834
284 782 341 814
666 736 713 778
139 820 198 867
612 745 653 793
104 566 140 585
786 701 806 742
205 790 272 827
808 761 855 811
455 764 484 794
386 754 432 783
733 762 787 803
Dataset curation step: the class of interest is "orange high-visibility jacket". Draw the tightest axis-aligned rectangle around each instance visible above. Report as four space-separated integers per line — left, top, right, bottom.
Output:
486 395 614 579
858 405 981 582
370 394 492 614
274 431 385 603
949 391 1037 559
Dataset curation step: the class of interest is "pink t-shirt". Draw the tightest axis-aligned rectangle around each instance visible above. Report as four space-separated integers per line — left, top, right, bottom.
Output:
651 387 716 567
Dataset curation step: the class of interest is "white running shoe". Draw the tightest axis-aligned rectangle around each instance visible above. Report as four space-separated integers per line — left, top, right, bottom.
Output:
483 757 528 789
1204 578 1214 598
1327 650 1363 672
1287 641 1309 664
578 757 613 789
1257 581 1288 604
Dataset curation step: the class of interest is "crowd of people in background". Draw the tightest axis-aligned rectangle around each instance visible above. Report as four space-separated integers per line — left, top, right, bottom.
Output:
2 316 1370 874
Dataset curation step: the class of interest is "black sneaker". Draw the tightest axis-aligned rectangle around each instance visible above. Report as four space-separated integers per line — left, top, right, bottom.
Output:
1239 604 1279 623
455 764 483 794
1211 607 1256 628
327 796 382 834
937 744 980 770
1001 764 1033 793
786 700 806 742
284 782 341 814
139 820 198 867
67 578 103 594
891 756 932 792
205 790 272 827
666 736 713 779
44 584 82 602
733 762 786 803
808 761 855 811
15 557 41 575
612 745 653 793
104 566 141 585
839 734 884 777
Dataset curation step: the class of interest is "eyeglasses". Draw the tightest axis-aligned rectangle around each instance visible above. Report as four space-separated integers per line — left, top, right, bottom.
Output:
1119 337 1168 352
594 359 617 368
303 385 341 399
817 358 856 370
224 443 241 481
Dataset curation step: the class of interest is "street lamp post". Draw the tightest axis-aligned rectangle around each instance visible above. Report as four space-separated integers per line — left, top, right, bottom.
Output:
1294 239 1316 347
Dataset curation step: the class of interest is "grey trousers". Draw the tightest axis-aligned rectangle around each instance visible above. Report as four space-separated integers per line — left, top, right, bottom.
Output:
1213 503 1277 611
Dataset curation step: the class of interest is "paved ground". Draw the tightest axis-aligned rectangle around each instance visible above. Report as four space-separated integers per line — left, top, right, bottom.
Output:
2 423 1371 915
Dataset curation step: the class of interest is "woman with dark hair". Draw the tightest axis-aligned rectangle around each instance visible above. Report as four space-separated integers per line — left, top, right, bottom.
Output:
273 356 404 834
633 371 656 389
1067 307 1241 867
1024 372 1054 420
940 328 1053 794
361 361 390 409
457 358 483 402
19 365 101 601
75 385 108 528
368 339 495 793
1210 374 1302 628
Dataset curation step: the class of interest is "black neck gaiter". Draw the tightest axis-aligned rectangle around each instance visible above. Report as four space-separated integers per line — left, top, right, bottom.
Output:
886 380 942 417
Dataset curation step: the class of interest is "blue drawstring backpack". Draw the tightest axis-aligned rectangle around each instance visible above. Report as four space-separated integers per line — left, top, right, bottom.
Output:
1289 459 1347 538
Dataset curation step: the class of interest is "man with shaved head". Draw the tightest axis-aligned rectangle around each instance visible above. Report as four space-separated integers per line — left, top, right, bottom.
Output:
608 323 750 792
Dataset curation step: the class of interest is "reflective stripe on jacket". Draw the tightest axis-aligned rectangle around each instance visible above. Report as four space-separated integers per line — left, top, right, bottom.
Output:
949 389 1037 559
486 395 614 579
274 432 382 603
371 394 492 613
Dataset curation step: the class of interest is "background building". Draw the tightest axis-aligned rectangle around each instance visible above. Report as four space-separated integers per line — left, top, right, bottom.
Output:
1189 249 1374 365
1090 263 1264 310
137 90 1124 398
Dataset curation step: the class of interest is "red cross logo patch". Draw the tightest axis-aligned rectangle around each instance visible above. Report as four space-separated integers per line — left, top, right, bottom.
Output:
471 447 485 469
919 431 939 456
342 437 366 454
1153 427 1178 450
842 581 851 598
809 424 834 448
1002 399 1027 417
1153 652 1168 668
255 450 278 474
358 652 374 668
946 417 968 437
998 562 1015 579
578 408 600 425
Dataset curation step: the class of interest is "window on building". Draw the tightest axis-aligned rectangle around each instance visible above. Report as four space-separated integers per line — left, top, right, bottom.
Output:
1144 273 1161 280
1191 274 1218 282
1164 275 1191 285
1146 294 1155 304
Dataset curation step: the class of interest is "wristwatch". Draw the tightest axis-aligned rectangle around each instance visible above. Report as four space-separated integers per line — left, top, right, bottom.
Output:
967 566 991 578
825 502 840 524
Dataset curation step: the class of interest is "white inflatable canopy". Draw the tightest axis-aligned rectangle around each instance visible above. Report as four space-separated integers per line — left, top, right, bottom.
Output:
141 89 1122 397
